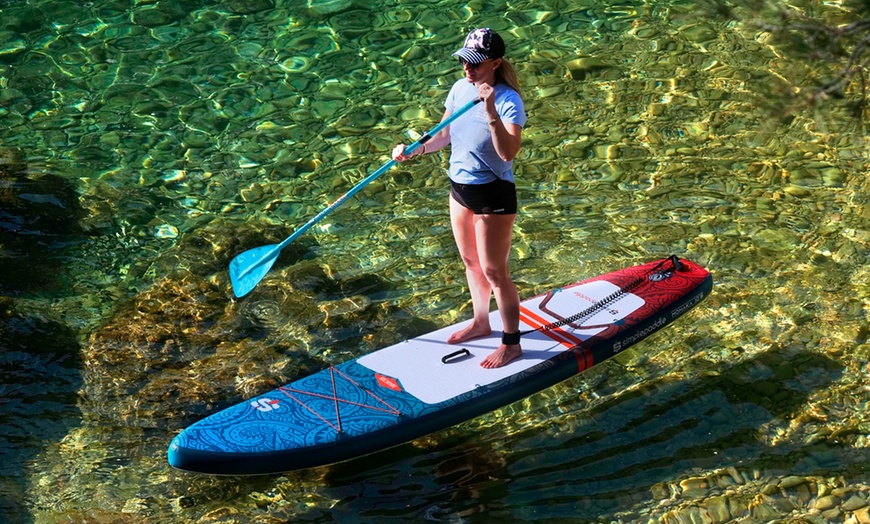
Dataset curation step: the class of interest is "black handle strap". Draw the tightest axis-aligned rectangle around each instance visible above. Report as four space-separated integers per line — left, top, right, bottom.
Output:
441 348 471 363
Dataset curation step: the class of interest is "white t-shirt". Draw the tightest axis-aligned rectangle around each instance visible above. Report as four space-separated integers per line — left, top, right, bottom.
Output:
444 78 526 185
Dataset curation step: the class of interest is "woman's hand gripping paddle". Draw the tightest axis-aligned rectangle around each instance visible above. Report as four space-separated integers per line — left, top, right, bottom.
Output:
230 97 482 298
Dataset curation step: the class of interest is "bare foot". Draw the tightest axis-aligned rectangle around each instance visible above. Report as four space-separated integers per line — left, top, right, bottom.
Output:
447 322 491 344
480 344 522 369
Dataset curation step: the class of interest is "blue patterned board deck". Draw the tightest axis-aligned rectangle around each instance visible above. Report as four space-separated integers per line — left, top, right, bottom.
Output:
168 257 713 475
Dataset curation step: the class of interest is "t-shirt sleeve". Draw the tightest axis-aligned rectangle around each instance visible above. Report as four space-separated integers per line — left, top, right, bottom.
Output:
498 91 527 127
445 82 460 114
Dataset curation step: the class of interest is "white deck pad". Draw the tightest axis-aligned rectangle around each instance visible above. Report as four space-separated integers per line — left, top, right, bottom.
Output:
357 280 644 404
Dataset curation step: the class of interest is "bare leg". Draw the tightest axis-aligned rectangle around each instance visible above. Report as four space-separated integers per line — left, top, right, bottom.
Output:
446 195 493 344
474 212 522 368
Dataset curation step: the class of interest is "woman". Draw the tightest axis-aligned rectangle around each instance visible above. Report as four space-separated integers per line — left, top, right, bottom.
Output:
392 28 526 369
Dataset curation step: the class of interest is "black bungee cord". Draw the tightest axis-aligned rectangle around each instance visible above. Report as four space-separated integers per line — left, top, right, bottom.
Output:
519 255 683 337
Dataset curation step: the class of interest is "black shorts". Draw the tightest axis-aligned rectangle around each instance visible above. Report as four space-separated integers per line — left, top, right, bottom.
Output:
449 178 517 215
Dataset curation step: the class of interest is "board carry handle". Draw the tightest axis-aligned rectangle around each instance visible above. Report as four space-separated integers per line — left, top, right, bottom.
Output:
441 348 471 364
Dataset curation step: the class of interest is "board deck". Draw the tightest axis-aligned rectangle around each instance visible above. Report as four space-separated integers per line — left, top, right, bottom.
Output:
168 257 712 475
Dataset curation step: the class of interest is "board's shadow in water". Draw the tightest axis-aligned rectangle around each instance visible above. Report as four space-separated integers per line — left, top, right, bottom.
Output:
307 346 843 521
497 347 845 519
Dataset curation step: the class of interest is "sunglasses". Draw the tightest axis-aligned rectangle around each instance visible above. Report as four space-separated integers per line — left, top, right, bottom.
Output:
459 58 492 70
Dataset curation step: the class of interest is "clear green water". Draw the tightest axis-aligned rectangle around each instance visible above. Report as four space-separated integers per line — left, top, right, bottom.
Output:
1 0 869 522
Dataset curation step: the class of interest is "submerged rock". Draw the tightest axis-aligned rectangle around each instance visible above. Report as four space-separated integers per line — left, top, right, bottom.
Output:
77 219 435 432
0 147 26 177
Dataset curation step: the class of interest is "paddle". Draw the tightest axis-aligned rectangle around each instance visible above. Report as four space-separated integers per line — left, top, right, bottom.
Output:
230 97 483 298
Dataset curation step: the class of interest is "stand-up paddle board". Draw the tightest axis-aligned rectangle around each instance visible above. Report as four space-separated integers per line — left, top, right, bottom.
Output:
169 256 712 475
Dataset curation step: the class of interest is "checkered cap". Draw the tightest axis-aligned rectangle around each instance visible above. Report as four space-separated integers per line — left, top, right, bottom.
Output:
452 28 505 64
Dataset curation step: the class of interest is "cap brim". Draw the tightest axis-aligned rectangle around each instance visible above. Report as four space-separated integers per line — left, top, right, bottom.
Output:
452 48 489 64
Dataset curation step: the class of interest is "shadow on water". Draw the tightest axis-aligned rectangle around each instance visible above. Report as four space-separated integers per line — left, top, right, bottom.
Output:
0 302 82 524
0 148 85 523
0 148 85 297
497 348 848 518
290 345 845 522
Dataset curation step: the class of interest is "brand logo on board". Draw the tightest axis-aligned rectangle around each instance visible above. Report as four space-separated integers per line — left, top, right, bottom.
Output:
251 398 281 412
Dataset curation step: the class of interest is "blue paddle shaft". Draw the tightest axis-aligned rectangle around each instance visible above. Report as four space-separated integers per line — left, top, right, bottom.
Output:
274 97 481 251
231 97 482 293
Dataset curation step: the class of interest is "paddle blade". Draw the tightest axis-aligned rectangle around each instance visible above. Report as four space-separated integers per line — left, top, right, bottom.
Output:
229 244 281 298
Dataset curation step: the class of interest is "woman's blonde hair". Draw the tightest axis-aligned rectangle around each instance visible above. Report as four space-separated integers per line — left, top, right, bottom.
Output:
496 59 522 99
